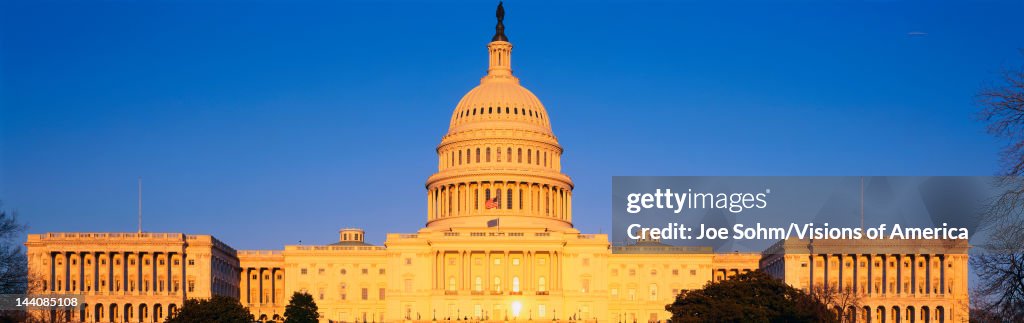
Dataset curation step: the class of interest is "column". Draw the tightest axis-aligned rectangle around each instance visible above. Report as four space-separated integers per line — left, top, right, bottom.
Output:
940 255 946 294
819 254 827 289
503 252 509 291
166 253 172 295
137 253 143 293
925 254 931 294
258 268 265 304
49 252 55 292
866 254 872 295
838 254 843 291
93 252 100 293
910 254 916 294
152 253 159 293
895 254 901 294
271 268 276 303
245 268 251 303
808 254 814 290
78 252 85 292
108 252 114 292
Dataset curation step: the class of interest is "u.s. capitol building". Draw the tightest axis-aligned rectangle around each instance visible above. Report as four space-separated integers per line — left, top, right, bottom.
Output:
25 4 969 322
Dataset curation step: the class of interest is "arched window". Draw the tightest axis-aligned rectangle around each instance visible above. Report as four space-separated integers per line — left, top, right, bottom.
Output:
512 277 520 292
543 152 547 166
507 148 512 162
486 148 491 162
493 277 502 292
507 189 513 209
518 148 522 162
485 189 491 201
497 106 502 114
467 149 472 164
538 277 546 292
458 151 462 165
474 277 482 292
476 148 480 163
514 107 518 114
527 149 532 164
505 107 509 114
497 147 501 162
489 107 493 114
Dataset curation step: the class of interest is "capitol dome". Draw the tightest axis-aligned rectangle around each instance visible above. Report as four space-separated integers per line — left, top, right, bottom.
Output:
447 70 552 135
424 3 573 230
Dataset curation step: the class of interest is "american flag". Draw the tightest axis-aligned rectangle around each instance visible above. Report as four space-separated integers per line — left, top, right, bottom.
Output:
485 195 501 209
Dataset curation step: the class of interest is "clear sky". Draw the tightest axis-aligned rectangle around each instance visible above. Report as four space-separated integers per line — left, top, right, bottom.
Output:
1 0 1022 250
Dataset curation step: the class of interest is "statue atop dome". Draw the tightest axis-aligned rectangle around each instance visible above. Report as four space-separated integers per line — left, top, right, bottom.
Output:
492 2 508 42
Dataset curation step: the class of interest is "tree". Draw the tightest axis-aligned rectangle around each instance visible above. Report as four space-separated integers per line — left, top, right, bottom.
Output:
0 205 29 323
165 296 254 323
283 292 319 323
974 51 1024 322
665 270 837 323
809 285 862 323
0 205 27 294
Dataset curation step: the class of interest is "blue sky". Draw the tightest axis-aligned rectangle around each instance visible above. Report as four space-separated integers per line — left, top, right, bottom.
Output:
1 0 1022 249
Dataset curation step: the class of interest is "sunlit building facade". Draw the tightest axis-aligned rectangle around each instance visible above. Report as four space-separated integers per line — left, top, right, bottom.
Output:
24 4 968 323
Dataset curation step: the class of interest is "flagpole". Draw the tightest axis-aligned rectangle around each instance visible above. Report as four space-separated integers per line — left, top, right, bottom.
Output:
138 176 143 234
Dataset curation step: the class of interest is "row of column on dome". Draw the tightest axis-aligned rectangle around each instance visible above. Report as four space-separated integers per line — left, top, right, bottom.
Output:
428 182 571 221
45 302 177 323
44 251 190 295
439 145 560 171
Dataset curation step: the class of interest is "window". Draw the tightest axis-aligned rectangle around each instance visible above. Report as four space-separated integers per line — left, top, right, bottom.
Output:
582 258 590 266
341 269 347 275
474 277 482 292
538 305 546 318
538 276 546 291
188 281 195 292
629 269 636 276
689 269 697 276
301 268 308 275
672 269 679 276
512 258 520 266
405 258 412 265
494 258 501 265
581 279 590 293
188 259 194 266
493 277 502 292
318 268 325 275
361 268 368 275
512 277 520 292
611 288 619 298
379 288 385 300
486 148 491 162
649 284 658 300
379 268 385 275
507 189 513 209
361 288 368 300
448 277 457 291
